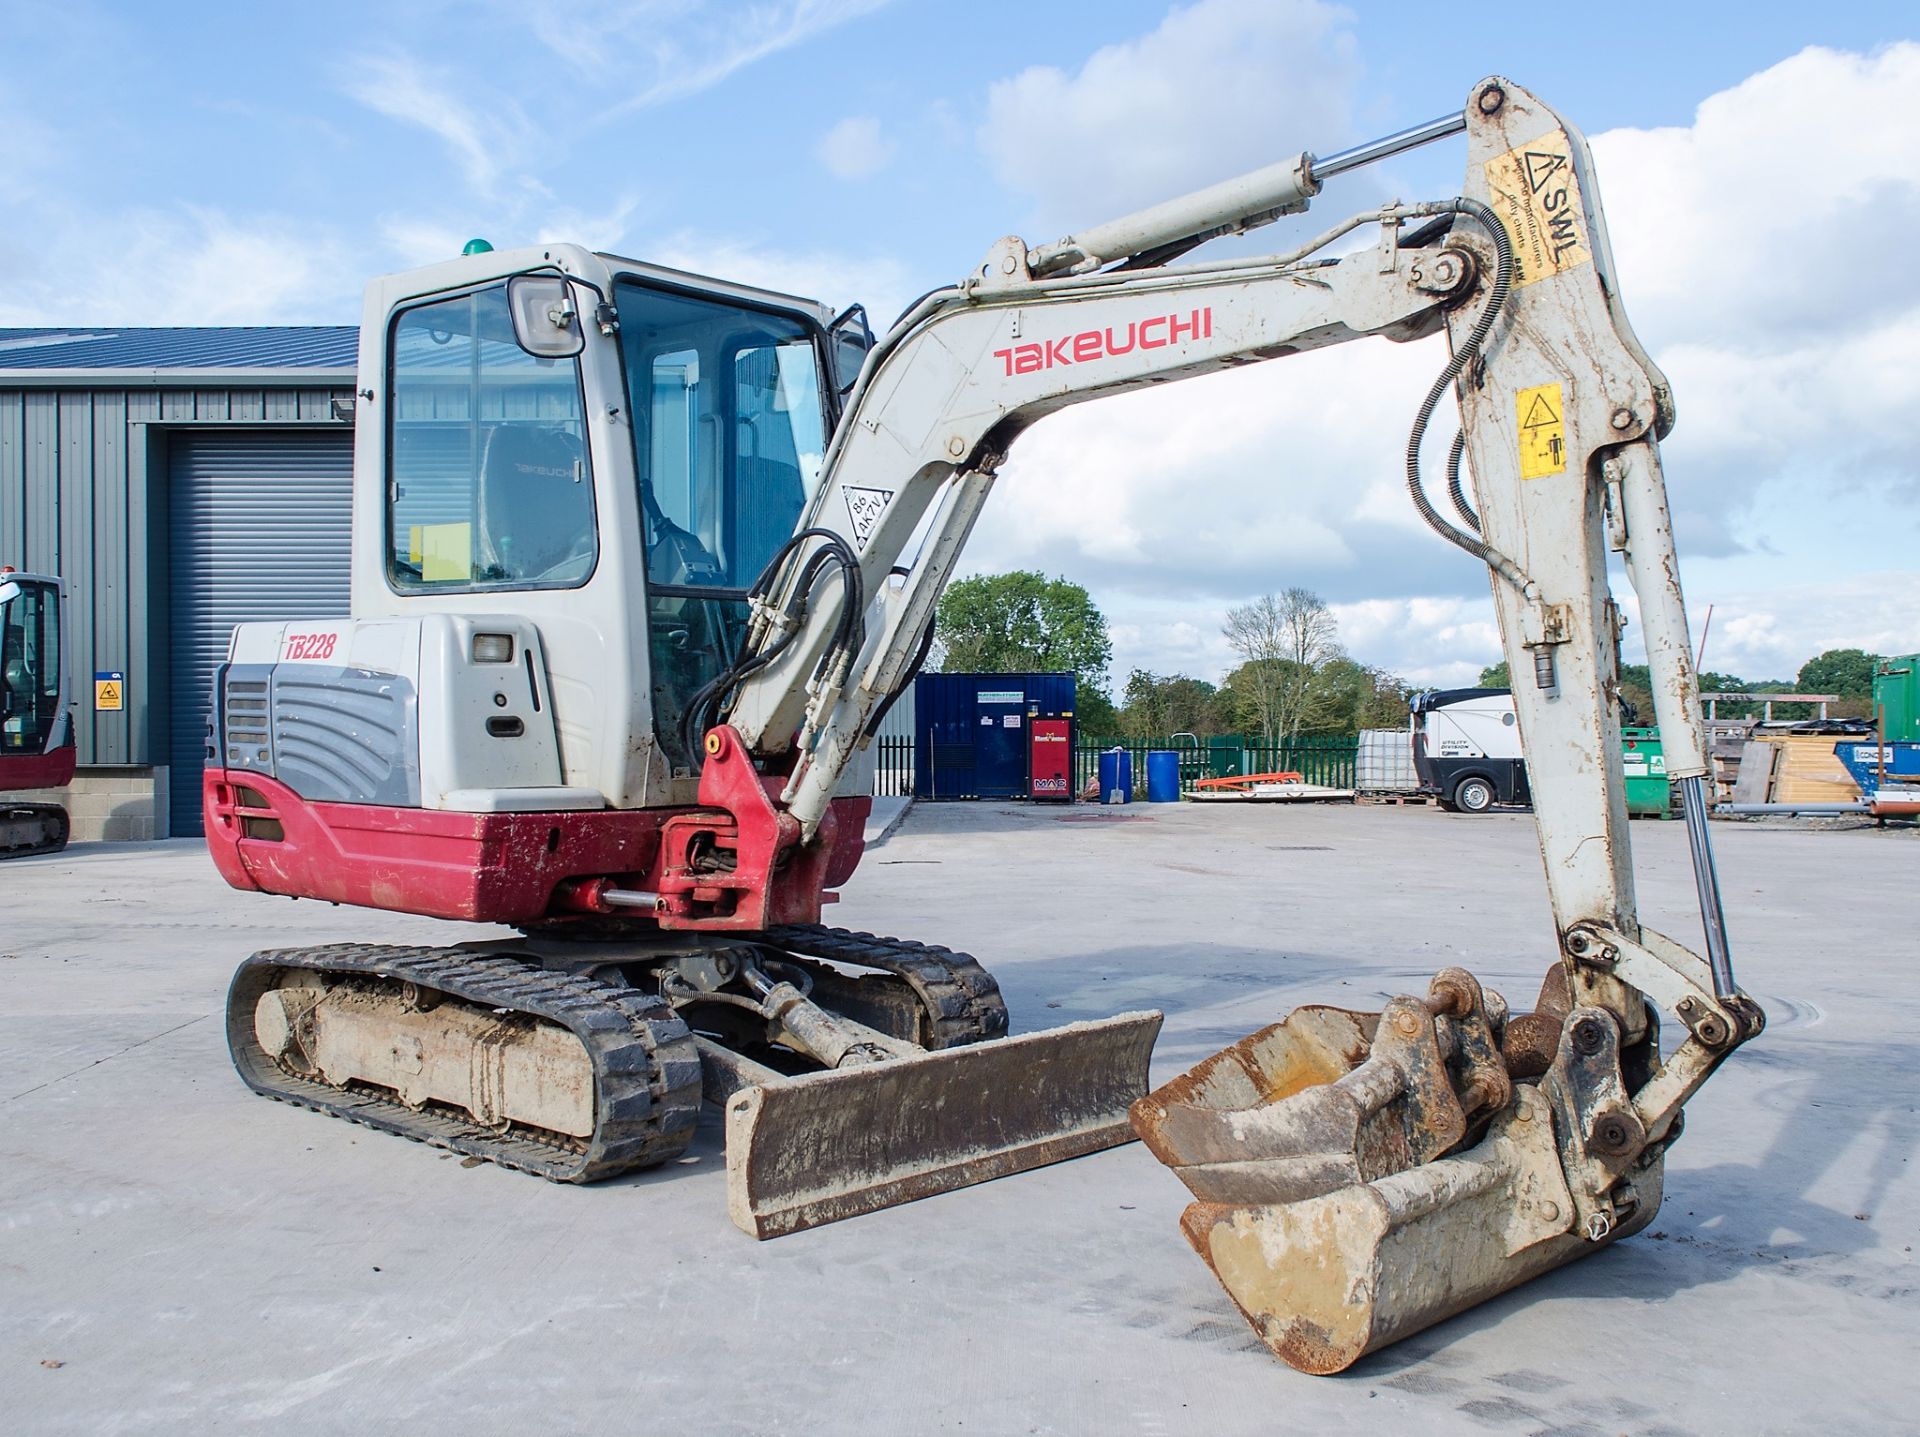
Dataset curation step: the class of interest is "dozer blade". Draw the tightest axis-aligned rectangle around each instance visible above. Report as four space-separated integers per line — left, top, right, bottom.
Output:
713 1010 1163 1239
1133 973 1662 1374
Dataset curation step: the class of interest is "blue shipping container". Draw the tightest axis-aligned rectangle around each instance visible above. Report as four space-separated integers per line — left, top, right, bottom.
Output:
913 672 1077 800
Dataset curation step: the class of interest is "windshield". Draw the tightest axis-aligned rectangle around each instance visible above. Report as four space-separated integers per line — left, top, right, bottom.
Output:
386 283 597 592
615 279 829 771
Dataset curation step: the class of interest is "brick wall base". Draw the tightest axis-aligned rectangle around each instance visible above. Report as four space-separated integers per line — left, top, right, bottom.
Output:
6 766 172 842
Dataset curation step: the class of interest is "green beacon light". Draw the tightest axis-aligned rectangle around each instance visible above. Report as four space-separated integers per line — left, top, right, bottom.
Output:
462 238 494 256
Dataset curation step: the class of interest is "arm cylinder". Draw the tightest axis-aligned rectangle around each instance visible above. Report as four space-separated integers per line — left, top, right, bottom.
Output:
1613 444 1709 778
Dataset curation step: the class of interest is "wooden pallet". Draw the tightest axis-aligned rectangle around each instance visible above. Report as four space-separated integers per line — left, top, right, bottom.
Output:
1355 791 1434 806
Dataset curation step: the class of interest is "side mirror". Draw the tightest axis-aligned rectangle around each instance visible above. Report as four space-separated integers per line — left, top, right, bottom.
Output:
507 275 586 359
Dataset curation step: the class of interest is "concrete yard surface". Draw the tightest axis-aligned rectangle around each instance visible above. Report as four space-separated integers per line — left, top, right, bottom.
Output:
2 803 1914 1435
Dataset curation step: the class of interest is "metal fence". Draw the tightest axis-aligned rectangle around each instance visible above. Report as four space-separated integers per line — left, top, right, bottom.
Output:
868 732 1361 798
873 734 916 796
1074 736 1359 794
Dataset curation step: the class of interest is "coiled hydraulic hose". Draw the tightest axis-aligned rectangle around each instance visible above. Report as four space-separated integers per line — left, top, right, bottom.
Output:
1403 197 1530 595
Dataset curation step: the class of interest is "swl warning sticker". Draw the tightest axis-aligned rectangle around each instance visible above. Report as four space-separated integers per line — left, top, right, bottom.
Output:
1516 383 1566 479
1483 129 1591 288
841 485 893 549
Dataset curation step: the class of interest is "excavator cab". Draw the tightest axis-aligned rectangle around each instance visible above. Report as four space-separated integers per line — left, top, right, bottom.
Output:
0 570 75 858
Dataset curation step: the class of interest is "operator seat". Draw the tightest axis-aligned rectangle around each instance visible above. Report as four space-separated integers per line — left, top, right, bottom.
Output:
477 424 591 581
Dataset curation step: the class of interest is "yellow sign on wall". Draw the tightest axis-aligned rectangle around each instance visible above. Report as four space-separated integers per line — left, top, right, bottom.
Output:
95 670 125 711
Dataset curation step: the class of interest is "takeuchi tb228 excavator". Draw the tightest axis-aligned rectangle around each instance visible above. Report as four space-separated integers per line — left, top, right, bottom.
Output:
204 78 1761 1369
1 569 74 858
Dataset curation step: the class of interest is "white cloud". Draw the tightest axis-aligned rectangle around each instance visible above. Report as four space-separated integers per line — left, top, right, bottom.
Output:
1592 44 1920 542
1654 572 1919 684
342 53 532 198
979 0 1360 238
818 116 896 180
589 0 894 119
0 206 359 326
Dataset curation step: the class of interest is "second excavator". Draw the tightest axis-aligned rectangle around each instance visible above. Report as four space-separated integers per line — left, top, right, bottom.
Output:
203 76 1758 1364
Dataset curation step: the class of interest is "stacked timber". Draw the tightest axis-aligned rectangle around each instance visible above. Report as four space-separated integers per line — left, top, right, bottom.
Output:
1721 727 1868 806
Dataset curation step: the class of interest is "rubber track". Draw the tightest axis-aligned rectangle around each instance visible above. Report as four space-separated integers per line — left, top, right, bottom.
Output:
227 943 702 1182
764 925 1010 1049
0 802 69 860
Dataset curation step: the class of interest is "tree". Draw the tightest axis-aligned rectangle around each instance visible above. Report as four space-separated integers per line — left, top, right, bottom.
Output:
1287 658 1413 736
1075 689 1121 738
1222 588 1339 744
934 570 1113 695
1797 648 1879 700
1118 670 1221 739
1477 660 1511 687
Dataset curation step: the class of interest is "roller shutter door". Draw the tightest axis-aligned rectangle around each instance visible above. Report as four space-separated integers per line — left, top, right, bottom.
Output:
167 430 353 835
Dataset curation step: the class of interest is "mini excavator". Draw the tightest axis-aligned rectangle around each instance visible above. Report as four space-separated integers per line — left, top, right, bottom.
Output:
1 569 73 858
206 78 1759 1364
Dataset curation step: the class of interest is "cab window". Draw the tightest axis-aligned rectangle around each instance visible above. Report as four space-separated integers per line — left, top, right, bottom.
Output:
387 284 597 591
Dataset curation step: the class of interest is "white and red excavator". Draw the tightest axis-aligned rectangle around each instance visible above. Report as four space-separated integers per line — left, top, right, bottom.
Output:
1 568 74 858
203 78 1760 1371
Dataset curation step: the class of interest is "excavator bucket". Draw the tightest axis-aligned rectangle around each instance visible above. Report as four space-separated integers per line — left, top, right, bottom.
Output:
704 1011 1163 1238
1132 972 1660 1374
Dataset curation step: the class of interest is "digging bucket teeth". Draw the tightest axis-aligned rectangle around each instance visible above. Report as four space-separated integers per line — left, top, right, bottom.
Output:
1132 972 1663 1374
713 1011 1163 1239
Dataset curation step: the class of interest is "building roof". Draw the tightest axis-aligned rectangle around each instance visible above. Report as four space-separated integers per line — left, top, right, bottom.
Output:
0 327 357 371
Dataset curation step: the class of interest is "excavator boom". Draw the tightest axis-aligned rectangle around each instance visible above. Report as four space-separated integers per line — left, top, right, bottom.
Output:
714 75 1758 1366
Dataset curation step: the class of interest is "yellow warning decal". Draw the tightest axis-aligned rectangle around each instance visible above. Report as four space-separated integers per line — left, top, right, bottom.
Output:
1483 129 1591 288
94 677 124 711
1516 382 1566 479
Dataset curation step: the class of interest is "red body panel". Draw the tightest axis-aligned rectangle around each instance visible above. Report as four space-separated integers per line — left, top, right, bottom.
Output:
0 745 76 794
204 748 870 930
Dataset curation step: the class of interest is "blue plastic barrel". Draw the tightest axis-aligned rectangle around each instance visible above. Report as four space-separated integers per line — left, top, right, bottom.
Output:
1097 749 1134 803
1145 750 1181 802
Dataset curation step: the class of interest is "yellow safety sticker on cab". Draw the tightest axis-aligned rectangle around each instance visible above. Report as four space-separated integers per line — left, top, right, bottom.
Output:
1483 129 1591 288
1516 383 1566 479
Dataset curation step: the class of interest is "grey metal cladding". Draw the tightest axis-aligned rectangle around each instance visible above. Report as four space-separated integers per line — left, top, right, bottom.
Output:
267 664 420 807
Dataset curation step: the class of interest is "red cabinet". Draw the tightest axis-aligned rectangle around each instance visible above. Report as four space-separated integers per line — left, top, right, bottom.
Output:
1029 718 1072 801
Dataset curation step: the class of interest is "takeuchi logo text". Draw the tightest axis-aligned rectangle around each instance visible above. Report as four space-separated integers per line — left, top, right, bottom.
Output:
993 307 1213 376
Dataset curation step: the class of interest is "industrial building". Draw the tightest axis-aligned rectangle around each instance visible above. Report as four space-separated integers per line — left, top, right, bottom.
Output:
0 328 357 837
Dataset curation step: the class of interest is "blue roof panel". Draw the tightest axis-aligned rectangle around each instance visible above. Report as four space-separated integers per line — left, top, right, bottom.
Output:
0 327 358 370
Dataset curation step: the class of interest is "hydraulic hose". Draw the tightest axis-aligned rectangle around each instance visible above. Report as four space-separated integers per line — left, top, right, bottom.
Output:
1445 430 1480 532
1404 197 1524 589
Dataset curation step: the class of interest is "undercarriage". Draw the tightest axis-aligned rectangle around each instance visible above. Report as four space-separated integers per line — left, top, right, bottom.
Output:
228 926 1159 1236
1 801 68 859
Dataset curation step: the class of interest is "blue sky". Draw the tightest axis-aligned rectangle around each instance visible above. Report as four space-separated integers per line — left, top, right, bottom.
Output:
4 1 1916 689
